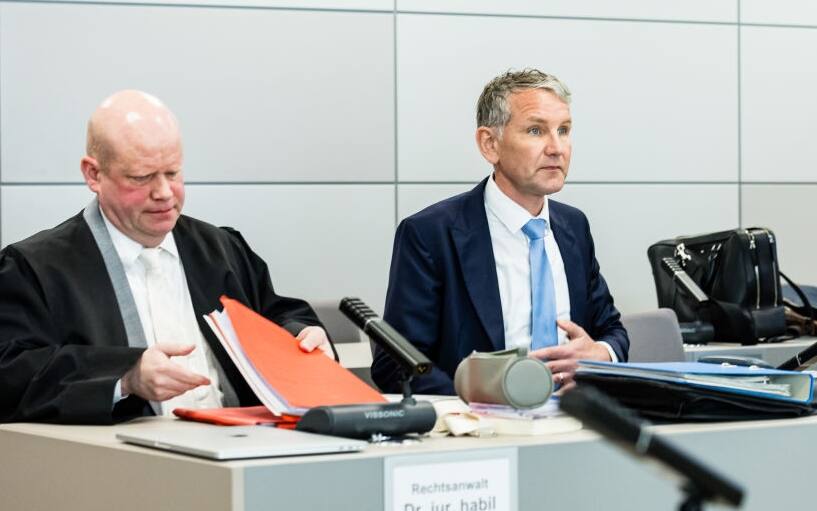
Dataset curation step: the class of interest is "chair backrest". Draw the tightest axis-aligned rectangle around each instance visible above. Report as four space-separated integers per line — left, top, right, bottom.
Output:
621 308 685 363
311 300 361 343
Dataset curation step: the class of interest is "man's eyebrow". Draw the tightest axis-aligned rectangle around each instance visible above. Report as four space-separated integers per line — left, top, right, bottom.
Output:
524 116 572 125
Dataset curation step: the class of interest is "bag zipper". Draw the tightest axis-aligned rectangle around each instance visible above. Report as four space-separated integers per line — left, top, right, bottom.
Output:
745 229 760 309
768 231 778 305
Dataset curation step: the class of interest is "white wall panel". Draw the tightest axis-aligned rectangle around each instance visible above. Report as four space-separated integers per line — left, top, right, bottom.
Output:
553 184 739 314
741 26 817 182
742 185 817 285
742 1 817 26
1 4 393 183
397 183 474 221
1 185 94 246
38 0 391 10
398 0 736 23
1 184 394 312
183 184 394 311
397 15 738 183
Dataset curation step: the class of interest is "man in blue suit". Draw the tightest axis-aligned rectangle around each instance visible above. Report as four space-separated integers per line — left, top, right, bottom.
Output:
372 69 628 395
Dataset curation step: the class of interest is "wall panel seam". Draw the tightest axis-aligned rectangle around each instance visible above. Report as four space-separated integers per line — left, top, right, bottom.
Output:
396 10 738 27
0 181 788 186
0 0 391 14
740 21 817 30
737 0 742 227
0 2 3 245
393 0 398 232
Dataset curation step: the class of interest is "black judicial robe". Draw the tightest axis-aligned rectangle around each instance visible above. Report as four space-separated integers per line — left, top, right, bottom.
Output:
0 212 324 424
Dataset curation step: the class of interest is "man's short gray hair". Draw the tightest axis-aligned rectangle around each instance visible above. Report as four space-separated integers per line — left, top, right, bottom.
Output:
476 69 571 130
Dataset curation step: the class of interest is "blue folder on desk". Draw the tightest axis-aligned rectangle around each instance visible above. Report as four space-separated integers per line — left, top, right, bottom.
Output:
575 361 815 421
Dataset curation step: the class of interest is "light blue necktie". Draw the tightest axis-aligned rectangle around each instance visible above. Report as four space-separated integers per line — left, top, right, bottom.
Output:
521 219 558 350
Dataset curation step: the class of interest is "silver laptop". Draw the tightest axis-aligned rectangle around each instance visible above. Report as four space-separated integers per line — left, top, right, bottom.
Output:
116 426 366 460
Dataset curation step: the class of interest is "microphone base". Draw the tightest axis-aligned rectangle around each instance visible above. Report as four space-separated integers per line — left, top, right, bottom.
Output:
295 400 437 440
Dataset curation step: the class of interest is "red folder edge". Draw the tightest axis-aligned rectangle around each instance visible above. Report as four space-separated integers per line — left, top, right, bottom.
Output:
173 406 300 427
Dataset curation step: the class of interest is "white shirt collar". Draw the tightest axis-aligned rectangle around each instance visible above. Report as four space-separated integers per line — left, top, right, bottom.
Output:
484 173 550 235
99 206 179 268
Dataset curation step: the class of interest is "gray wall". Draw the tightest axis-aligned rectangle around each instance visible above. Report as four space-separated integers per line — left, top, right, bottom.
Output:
1 0 815 316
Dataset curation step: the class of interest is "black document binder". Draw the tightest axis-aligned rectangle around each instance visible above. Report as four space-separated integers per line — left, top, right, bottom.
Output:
575 361 815 421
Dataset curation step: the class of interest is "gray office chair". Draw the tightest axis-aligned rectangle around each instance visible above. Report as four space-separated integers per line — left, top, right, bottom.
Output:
621 308 685 362
311 300 361 343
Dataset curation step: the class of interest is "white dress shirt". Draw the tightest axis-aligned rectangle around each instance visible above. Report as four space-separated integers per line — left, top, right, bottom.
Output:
103 210 225 413
484 176 617 361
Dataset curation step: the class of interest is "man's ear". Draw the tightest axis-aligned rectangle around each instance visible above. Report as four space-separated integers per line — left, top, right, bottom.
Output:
476 126 500 165
80 156 102 193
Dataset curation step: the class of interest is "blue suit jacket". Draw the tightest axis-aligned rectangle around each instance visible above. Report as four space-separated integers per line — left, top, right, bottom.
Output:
372 178 629 394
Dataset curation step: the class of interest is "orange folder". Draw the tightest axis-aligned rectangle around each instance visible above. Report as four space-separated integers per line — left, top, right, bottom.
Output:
174 406 299 428
217 296 386 411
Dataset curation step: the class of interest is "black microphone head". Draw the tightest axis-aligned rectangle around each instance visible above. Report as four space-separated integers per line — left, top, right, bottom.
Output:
339 297 378 329
338 297 432 378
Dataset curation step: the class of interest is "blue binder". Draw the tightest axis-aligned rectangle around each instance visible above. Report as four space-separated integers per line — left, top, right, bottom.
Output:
575 361 815 421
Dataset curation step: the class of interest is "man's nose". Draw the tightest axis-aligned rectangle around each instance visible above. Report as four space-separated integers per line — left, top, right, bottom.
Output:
150 175 173 200
544 133 563 156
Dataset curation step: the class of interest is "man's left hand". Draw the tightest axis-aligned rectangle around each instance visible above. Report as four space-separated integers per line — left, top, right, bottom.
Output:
296 326 333 358
529 319 611 389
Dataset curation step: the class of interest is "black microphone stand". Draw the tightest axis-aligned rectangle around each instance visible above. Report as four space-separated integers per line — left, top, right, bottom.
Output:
679 484 704 511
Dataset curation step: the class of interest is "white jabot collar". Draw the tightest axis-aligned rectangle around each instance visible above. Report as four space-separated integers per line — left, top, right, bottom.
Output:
99 206 179 269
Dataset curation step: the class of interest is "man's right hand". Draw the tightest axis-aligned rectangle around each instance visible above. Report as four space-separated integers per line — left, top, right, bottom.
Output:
121 344 210 402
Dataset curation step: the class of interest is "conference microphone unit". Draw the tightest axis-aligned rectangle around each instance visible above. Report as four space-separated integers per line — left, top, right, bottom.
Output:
296 400 437 440
339 297 432 377
560 386 744 508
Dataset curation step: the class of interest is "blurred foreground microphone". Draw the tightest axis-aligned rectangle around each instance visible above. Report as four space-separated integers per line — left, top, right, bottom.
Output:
560 387 744 510
296 298 436 440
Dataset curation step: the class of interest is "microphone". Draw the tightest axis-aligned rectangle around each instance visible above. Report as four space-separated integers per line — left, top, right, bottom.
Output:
560 386 744 508
339 297 432 377
296 401 437 440
777 340 817 371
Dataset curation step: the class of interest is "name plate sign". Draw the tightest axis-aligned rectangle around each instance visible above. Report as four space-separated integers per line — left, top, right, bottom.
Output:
385 448 517 511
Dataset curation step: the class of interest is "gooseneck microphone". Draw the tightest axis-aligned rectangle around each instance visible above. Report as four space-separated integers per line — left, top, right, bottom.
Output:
296 298 437 440
560 387 744 509
339 297 432 378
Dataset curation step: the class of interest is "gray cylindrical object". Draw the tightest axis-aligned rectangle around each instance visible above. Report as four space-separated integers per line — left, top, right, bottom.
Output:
454 349 553 408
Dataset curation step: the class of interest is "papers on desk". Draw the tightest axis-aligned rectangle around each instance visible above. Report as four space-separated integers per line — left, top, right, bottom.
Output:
430 397 582 437
468 399 582 436
202 296 386 417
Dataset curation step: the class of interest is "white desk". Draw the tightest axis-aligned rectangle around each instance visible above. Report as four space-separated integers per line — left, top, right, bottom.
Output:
3 415 817 511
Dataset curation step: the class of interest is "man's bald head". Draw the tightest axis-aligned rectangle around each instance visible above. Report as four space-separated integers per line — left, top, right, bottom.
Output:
81 90 186 248
86 90 182 168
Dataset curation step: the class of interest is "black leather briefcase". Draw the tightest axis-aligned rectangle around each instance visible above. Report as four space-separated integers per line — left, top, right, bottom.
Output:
648 228 786 344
